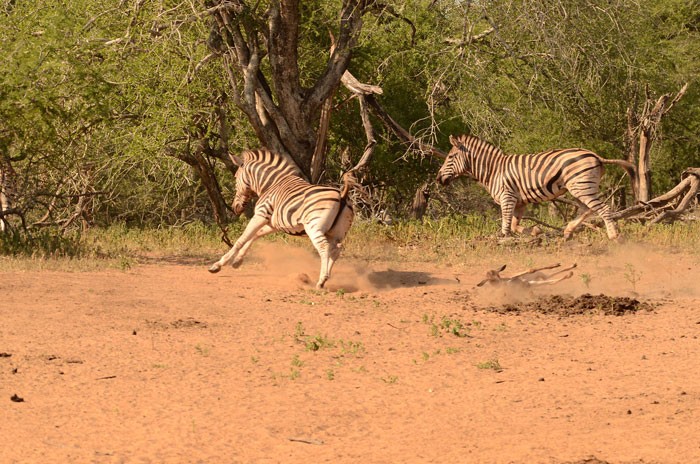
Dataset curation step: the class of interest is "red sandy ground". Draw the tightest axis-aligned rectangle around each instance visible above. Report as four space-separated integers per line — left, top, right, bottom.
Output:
1 242 699 463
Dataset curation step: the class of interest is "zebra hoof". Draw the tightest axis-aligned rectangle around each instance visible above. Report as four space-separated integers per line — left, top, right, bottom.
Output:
208 264 221 273
231 260 243 269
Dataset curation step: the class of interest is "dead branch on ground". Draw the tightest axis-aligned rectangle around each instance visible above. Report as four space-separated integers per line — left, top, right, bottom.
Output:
610 167 700 224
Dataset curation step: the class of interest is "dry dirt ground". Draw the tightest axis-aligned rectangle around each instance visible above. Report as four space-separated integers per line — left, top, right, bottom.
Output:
1 241 699 463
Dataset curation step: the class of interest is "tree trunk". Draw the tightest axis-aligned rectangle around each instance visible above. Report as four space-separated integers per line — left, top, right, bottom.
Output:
205 0 367 178
627 83 688 203
167 140 233 228
0 155 18 233
637 129 653 202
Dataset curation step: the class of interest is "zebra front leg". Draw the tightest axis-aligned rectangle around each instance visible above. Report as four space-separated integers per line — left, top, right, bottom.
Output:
230 225 276 268
208 216 269 273
499 194 518 236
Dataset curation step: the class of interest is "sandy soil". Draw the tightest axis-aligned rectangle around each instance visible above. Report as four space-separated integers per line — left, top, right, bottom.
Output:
1 242 699 463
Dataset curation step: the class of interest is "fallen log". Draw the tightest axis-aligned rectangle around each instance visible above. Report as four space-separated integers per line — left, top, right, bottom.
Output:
611 167 700 224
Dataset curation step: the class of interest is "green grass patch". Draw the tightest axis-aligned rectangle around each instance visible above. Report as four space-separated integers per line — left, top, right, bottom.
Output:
1 216 698 269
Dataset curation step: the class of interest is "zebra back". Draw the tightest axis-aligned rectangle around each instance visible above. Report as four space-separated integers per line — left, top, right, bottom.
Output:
239 149 304 195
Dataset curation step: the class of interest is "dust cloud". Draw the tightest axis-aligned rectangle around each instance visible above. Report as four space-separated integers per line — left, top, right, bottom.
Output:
245 241 378 293
471 241 699 307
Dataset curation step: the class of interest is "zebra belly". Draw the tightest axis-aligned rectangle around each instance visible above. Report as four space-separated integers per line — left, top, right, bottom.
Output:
270 215 306 235
268 201 340 235
519 186 567 205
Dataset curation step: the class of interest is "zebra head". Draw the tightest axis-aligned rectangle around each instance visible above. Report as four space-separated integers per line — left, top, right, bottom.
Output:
436 135 471 185
230 153 254 216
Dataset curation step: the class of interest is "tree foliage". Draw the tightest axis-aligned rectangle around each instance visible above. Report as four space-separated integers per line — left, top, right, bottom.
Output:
0 0 698 234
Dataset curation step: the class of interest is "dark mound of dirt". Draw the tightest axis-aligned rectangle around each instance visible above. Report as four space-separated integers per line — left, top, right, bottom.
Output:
488 293 656 316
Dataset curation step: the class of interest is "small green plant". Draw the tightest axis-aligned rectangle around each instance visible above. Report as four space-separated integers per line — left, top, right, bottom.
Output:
580 272 592 289
326 369 335 380
291 354 304 368
476 359 503 371
118 256 132 270
289 355 304 380
305 334 335 352
335 288 346 297
382 375 399 384
339 339 365 356
294 321 306 340
624 263 642 292
195 344 210 356
421 351 430 361
441 317 469 337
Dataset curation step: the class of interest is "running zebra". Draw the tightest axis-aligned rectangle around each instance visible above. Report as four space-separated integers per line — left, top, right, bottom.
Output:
436 135 635 240
208 148 354 289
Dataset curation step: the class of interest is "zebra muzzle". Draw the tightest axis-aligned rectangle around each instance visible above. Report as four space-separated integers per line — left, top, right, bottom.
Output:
436 173 452 186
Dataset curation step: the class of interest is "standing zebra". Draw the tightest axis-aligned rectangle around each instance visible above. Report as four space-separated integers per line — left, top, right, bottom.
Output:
208 148 354 289
436 135 635 240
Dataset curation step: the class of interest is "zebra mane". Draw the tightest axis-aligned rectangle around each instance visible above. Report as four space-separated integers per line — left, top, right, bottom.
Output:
241 148 303 176
453 134 505 157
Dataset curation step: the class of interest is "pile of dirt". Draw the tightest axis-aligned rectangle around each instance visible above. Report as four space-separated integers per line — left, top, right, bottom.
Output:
487 293 656 316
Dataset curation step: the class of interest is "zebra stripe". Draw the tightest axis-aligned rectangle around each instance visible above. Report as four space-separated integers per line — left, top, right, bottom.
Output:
436 135 634 240
209 149 354 289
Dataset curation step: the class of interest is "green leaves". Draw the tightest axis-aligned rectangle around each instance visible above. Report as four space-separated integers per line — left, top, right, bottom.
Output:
0 0 697 231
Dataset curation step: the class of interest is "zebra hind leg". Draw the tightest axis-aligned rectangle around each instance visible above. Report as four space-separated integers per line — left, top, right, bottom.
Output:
325 203 354 279
568 193 619 240
305 224 332 289
510 203 527 234
599 208 620 241
563 209 594 239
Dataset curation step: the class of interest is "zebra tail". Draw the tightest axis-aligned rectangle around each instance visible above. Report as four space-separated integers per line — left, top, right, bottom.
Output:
327 171 356 233
600 158 638 198
340 171 357 200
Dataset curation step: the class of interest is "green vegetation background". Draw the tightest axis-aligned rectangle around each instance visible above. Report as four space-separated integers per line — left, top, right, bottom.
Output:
1 0 698 252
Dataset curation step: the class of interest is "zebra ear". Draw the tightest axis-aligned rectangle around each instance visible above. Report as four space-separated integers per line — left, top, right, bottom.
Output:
449 135 457 146
229 153 243 167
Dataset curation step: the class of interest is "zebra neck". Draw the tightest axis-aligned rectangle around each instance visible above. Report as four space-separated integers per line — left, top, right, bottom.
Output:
250 164 300 195
468 151 505 187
